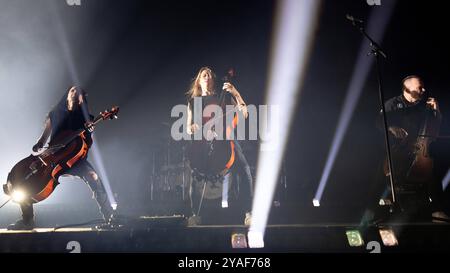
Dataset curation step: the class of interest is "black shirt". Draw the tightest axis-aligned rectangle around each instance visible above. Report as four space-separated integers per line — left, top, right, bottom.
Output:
383 94 440 140
188 93 237 139
188 93 234 124
49 104 93 143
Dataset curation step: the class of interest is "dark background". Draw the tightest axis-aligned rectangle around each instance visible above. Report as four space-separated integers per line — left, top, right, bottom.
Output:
1 0 449 226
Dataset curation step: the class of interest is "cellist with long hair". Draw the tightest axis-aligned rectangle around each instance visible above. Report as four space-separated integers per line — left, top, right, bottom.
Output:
186 67 253 225
6 86 114 230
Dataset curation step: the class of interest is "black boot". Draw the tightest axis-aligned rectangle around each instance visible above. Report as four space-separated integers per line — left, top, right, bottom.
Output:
8 203 35 230
7 219 35 230
94 190 113 223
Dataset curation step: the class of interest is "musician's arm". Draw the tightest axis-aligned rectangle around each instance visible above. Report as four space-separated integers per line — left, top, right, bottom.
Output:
229 88 249 119
187 102 193 135
186 102 199 135
39 117 52 144
376 97 404 135
33 117 52 151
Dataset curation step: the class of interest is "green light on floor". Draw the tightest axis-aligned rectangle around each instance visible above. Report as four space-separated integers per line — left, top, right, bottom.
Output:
346 230 364 247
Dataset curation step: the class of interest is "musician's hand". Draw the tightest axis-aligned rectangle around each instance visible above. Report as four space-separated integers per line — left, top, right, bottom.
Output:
388 127 409 139
427 97 439 111
190 123 200 134
223 82 238 96
205 129 218 141
85 122 95 133
237 104 249 119
32 141 44 153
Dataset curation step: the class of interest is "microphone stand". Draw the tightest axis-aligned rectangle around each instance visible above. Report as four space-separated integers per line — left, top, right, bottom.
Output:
348 17 398 212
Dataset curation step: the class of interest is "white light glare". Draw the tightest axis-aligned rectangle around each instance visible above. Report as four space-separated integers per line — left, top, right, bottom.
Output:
379 228 398 247
247 230 265 249
12 190 27 203
313 199 320 207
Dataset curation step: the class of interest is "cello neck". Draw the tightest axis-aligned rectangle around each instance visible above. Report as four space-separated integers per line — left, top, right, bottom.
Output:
43 106 119 155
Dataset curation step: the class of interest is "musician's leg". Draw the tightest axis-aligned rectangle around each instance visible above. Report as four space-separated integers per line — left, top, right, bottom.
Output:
429 177 449 221
233 141 253 225
188 176 196 215
187 174 202 225
68 160 113 222
7 202 35 230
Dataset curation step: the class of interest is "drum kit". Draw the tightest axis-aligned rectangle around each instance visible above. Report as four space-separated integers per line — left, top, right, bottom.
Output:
149 135 190 202
149 123 234 202
149 145 235 202
149 122 285 204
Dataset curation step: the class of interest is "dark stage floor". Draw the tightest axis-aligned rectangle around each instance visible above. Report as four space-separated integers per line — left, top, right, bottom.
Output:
1 221 449 253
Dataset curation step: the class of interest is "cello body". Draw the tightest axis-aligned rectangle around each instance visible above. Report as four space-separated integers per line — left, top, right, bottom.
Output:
188 69 239 179
384 107 440 186
4 107 119 204
187 98 237 179
407 109 439 183
6 130 91 203
188 136 236 178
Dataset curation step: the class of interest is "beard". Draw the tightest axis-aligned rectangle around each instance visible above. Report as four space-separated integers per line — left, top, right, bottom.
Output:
404 87 424 100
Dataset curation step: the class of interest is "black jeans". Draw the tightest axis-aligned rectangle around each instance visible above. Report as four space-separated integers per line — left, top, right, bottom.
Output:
232 140 254 212
189 141 253 216
20 159 113 223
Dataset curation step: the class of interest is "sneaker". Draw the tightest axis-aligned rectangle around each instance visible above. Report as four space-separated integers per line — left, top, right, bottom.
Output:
94 222 122 230
7 219 35 231
432 211 450 223
244 212 252 226
379 198 393 206
93 213 124 230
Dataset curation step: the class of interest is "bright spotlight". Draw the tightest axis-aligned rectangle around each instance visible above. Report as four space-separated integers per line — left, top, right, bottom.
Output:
111 203 118 211
231 233 248 249
346 230 364 247
247 230 265 249
312 199 320 207
379 228 398 247
222 201 229 208
11 189 27 203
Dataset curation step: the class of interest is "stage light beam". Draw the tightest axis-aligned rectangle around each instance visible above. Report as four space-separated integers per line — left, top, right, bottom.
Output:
250 0 321 244
313 1 397 205
441 169 450 191
47 1 117 210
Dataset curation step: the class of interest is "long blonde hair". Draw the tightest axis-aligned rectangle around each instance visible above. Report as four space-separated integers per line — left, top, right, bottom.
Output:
186 67 216 99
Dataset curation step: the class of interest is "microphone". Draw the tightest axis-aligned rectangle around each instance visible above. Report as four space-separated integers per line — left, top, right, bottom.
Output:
346 14 364 24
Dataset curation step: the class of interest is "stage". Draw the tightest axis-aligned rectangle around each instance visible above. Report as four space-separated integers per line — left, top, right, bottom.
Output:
1 0 450 258
1 221 449 253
